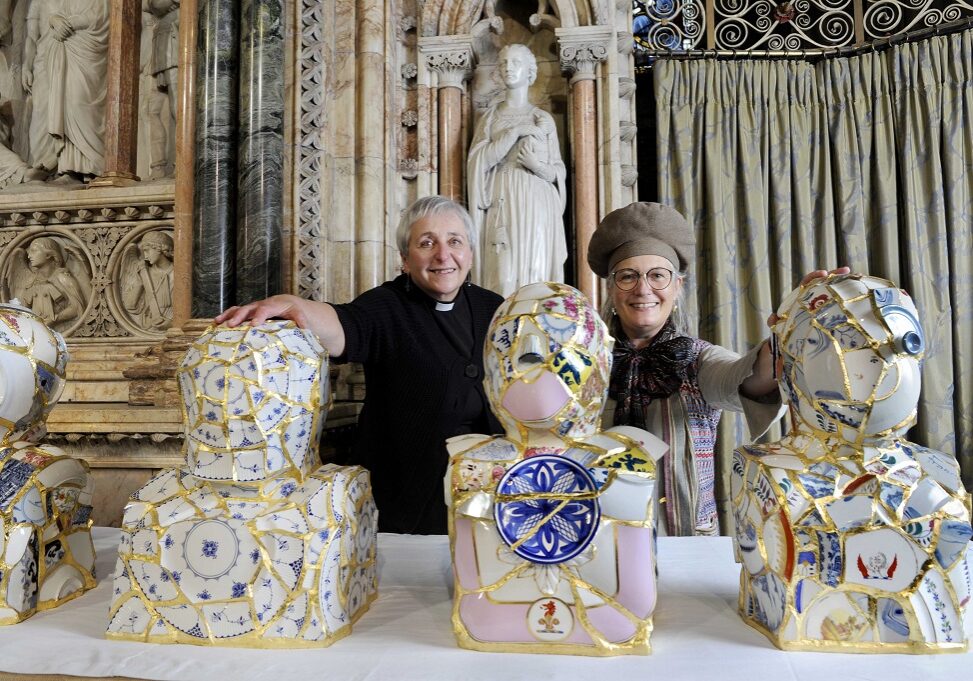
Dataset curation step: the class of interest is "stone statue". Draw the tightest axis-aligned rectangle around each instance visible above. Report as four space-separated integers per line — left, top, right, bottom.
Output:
107 322 378 646
5 236 91 332
731 274 971 652
446 282 666 655
144 0 179 179
22 0 110 180
0 301 96 624
468 44 567 297
121 230 174 332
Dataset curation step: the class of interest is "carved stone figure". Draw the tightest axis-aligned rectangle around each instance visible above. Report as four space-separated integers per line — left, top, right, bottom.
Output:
0 301 96 624
121 230 174 332
107 322 378 646
731 274 972 652
446 282 666 655
22 0 110 180
468 44 567 297
144 0 179 179
5 236 91 332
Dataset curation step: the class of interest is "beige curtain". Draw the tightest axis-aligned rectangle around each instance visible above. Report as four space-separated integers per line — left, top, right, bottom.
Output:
654 30 973 530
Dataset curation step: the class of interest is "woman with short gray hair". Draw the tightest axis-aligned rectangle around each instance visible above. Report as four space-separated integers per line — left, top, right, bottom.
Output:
218 195 503 534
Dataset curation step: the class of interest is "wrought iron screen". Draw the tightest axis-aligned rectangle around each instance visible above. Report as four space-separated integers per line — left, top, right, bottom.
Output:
633 0 973 54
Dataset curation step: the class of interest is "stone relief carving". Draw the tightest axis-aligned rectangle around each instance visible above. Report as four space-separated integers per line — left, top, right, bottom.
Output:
0 199 175 340
2 233 92 332
23 0 110 181
143 0 180 180
119 228 174 331
296 0 327 302
468 43 567 297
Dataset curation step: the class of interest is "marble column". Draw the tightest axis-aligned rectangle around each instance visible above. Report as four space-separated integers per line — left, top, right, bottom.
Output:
558 28 610 308
89 0 142 187
419 36 474 202
192 0 239 318
173 0 198 327
236 0 284 304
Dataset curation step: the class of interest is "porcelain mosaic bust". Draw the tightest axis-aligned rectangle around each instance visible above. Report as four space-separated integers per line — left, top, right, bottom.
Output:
732 274 971 652
106 322 378 647
0 302 95 624
446 282 666 655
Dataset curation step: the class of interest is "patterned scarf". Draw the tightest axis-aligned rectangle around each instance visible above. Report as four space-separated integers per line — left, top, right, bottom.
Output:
610 318 699 427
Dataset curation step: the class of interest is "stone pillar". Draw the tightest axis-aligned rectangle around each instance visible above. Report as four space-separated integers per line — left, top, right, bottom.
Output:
192 0 239 318
173 0 198 327
236 0 284 304
557 27 610 308
89 0 142 188
419 36 474 202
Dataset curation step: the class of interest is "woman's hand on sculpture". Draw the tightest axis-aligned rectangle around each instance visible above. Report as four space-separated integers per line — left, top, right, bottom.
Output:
216 295 347 356
217 294 313 328
766 266 851 327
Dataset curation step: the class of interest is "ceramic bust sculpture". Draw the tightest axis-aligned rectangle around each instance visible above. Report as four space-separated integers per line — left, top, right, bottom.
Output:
446 282 666 655
468 44 567 297
106 322 378 647
0 302 96 624
732 274 971 652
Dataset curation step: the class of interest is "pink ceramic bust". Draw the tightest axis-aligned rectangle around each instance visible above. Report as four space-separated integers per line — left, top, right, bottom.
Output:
446 282 666 655
732 274 971 652
0 302 95 624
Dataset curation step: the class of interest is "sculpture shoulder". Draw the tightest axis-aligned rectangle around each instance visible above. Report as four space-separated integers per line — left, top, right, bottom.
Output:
582 425 666 473
446 433 516 460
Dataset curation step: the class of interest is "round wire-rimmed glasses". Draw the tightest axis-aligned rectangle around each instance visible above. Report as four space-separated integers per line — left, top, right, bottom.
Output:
610 267 674 291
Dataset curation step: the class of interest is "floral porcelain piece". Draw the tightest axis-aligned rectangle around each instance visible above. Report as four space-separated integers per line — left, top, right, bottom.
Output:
732 274 971 653
106 322 378 647
446 282 667 655
0 302 95 624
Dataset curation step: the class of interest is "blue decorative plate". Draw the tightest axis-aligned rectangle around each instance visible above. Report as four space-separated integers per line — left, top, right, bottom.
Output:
494 455 600 564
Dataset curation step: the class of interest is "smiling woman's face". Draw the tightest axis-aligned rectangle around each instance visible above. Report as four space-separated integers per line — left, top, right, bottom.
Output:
401 212 474 302
610 254 682 346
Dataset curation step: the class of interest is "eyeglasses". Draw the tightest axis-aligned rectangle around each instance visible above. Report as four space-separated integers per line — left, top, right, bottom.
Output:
610 267 674 291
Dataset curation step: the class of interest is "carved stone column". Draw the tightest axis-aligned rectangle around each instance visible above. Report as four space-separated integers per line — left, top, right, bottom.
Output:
192 0 239 317
419 36 474 202
557 27 610 308
237 0 284 303
89 0 142 188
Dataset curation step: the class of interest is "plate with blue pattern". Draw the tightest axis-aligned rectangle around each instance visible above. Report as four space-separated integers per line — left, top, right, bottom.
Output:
494 455 600 564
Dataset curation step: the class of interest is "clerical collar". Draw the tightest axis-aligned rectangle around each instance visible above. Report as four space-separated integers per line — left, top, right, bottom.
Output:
435 301 455 312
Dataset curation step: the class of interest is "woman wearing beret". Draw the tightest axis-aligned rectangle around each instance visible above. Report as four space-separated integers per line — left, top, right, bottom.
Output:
588 202 841 536
218 196 503 534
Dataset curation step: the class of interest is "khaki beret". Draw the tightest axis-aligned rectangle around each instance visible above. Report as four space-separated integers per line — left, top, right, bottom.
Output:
587 202 695 277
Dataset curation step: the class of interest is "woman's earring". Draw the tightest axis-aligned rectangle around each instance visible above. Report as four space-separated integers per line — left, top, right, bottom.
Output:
611 307 616 316
465 272 472 286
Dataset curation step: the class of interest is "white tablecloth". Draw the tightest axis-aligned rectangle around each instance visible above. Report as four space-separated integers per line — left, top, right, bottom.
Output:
0 527 970 680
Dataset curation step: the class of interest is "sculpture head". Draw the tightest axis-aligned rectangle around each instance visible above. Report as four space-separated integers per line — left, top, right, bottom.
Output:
27 237 66 269
178 321 330 483
484 282 611 440
498 43 537 89
0 301 68 444
772 274 924 440
139 231 174 265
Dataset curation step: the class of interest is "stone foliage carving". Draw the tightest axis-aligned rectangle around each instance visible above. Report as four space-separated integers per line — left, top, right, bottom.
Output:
296 0 327 302
0 197 176 339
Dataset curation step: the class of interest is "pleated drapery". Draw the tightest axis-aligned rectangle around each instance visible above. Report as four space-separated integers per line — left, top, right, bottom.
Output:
654 30 973 529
